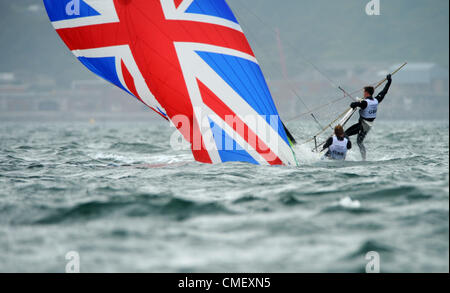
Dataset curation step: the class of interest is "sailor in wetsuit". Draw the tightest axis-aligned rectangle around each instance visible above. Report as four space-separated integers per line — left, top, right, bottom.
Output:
345 74 392 161
322 125 352 160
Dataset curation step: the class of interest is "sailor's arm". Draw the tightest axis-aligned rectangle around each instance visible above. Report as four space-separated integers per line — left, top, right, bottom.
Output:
346 137 352 150
321 137 333 152
350 100 368 109
376 74 392 103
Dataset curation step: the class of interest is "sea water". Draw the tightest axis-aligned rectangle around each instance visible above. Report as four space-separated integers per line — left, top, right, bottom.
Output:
0 120 448 272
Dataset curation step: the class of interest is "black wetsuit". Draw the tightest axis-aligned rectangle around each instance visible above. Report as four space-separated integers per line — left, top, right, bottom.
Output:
345 78 392 160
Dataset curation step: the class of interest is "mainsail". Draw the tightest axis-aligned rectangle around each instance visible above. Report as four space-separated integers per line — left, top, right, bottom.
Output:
43 0 298 166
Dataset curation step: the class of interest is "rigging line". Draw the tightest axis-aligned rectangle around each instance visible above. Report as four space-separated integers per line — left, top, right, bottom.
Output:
174 2 298 156
232 0 356 135
233 0 340 89
314 108 357 152
286 76 388 122
286 90 358 122
310 113 327 131
232 8 310 110
300 107 351 145
180 2 284 121
291 86 324 130
233 0 391 129
232 5 325 130
338 86 358 102
196 2 279 117
303 62 408 146
137 3 272 120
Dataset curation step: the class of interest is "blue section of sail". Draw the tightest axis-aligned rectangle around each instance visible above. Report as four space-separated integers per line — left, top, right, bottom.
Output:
185 0 239 24
43 0 100 22
196 51 289 145
209 118 259 165
157 107 167 117
78 56 130 95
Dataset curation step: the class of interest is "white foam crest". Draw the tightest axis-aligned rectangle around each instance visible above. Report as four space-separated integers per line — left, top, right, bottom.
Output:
293 144 323 165
338 196 361 209
90 151 193 165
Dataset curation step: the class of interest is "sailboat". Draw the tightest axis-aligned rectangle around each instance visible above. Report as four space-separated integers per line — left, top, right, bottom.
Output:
303 62 407 153
43 0 406 165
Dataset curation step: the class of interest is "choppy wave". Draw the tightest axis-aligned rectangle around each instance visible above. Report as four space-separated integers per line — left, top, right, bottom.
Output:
0 121 448 272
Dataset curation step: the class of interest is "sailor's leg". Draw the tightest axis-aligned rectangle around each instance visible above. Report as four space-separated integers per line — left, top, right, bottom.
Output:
357 130 368 161
345 122 362 137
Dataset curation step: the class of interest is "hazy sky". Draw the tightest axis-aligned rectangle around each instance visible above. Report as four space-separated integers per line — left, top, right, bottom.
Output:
0 0 448 121
0 0 448 83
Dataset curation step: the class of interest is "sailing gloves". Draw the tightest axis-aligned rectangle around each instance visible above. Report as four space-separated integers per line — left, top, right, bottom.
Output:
386 74 392 82
350 102 359 109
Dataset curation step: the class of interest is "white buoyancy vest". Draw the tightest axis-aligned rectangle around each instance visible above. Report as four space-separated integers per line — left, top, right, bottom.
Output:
359 98 379 119
329 136 349 160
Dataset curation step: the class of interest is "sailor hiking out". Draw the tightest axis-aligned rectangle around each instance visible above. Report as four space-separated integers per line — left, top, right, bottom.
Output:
345 74 393 160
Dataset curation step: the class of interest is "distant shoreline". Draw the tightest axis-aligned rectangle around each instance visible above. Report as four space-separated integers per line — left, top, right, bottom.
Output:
0 112 164 122
0 112 448 123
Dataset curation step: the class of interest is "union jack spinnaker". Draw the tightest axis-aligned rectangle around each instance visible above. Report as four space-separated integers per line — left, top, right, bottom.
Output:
43 0 298 166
